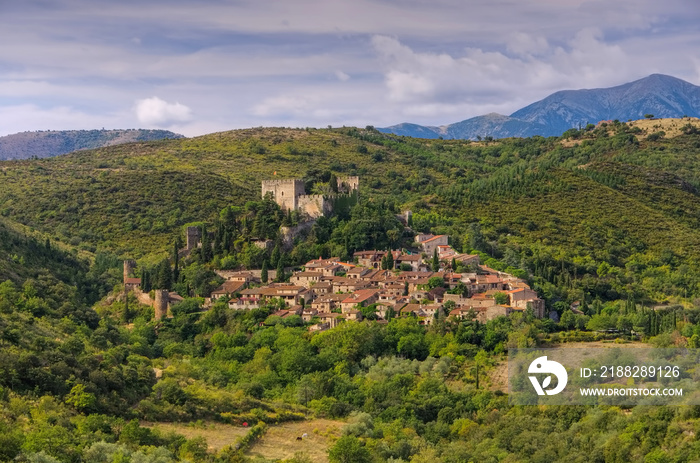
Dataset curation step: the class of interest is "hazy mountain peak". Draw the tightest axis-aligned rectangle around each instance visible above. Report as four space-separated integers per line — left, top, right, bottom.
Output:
0 129 185 160
379 74 700 139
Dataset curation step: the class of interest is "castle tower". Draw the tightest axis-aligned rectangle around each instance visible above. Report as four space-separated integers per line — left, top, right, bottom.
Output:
123 260 136 284
337 176 359 193
186 226 201 250
261 179 306 211
154 289 169 321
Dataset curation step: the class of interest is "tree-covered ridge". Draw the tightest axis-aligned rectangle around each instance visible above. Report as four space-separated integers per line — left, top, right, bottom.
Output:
2 123 700 308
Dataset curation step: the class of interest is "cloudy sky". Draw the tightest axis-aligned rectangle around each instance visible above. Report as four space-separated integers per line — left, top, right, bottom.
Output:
1 0 699 137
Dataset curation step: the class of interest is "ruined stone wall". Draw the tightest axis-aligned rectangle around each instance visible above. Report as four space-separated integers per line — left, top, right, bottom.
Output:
280 220 316 250
154 290 169 321
338 176 359 193
186 226 201 250
123 260 136 284
133 288 154 307
296 194 329 218
261 179 305 211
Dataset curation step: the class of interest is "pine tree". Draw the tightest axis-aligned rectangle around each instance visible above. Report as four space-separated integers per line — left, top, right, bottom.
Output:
261 259 269 284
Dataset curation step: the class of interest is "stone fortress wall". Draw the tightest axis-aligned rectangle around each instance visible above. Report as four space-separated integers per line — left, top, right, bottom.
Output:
338 176 359 193
261 179 306 211
296 194 331 218
262 176 358 218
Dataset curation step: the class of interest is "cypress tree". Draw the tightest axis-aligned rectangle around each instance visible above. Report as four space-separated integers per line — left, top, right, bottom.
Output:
271 244 281 267
386 251 394 270
122 291 131 323
261 259 269 284
276 258 285 283
201 225 212 262
172 241 180 284
141 268 150 292
451 257 457 271
156 259 172 290
432 248 440 272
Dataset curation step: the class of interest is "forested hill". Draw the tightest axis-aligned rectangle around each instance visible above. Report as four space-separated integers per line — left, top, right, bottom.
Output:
3 120 700 461
0 128 184 160
2 118 700 306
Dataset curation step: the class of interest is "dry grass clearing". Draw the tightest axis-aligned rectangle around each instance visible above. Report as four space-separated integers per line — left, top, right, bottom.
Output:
560 117 700 147
488 361 509 392
626 117 700 138
245 418 344 463
552 340 647 349
143 421 249 452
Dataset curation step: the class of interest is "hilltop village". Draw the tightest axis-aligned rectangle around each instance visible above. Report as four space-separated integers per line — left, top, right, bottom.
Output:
123 177 545 330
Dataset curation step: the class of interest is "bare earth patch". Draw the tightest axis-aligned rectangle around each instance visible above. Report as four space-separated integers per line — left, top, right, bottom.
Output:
245 418 344 463
143 421 249 452
488 362 509 392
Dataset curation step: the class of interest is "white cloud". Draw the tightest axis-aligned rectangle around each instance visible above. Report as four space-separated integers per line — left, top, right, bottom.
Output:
0 1 698 134
252 96 311 118
134 97 193 126
506 33 549 57
0 104 127 137
370 30 638 118
335 70 351 81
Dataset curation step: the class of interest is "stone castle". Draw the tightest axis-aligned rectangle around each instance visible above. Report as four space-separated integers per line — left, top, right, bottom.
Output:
261 176 359 218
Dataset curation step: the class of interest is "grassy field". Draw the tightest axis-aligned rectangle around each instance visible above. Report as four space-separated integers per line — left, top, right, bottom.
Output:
143 421 250 452
245 419 344 463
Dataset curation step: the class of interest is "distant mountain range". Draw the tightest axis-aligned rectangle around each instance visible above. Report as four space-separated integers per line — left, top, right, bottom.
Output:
0 129 184 160
379 74 700 139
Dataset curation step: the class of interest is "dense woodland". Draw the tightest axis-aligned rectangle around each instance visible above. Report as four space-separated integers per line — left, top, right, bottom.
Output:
2 122 700 461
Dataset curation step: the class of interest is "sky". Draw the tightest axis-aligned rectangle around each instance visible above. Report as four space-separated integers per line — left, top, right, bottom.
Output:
1 0 699 137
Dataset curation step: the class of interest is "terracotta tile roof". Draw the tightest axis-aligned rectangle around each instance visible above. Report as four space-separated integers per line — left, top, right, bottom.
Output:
212 280 245 294
342 289 379 304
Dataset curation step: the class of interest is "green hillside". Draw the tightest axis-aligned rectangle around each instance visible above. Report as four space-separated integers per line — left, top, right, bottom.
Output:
2 122 700 461
1 123 700 302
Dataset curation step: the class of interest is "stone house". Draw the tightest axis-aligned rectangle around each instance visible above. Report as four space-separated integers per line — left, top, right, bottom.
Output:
417 235 449 256
210 280 246 300
340 289 379 313
289 271 323 288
